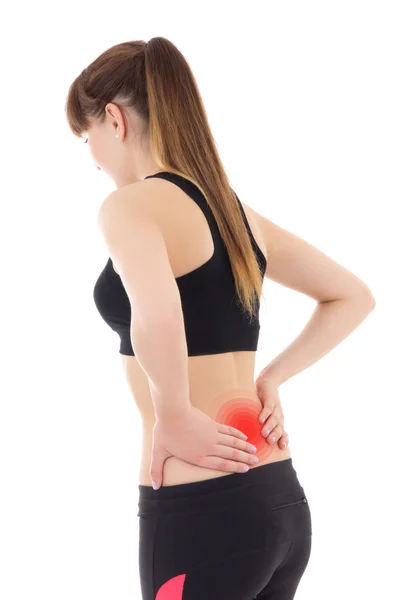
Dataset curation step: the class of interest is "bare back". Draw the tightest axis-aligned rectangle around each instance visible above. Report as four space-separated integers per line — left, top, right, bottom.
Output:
113 177 290 486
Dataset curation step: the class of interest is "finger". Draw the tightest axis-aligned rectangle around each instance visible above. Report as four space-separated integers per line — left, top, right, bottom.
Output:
266 424 284 444
216 432 257 455
200 455 251 474
261 414 279 437
258 402 275 424
213 443 259 466
218 423 248 441
278 432 289 449
149 452 169 491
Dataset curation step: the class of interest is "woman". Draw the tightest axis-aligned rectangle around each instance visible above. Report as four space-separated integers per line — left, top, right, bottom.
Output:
65 37 375 600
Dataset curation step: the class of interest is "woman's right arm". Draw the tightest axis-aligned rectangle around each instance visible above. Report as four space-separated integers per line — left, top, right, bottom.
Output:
256 213 376 387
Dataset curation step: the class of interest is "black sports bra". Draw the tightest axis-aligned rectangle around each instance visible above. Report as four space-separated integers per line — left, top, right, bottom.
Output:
93 172 267 356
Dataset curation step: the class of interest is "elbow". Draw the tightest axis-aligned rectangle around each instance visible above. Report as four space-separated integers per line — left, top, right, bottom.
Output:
368 294 376 310
356 287 376 312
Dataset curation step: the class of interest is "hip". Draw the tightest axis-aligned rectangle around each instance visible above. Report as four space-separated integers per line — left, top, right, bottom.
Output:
139 439 291 486
137 457 312 600
137 457 312 549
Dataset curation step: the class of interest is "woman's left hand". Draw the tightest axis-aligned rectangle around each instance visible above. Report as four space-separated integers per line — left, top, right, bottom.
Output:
255 375 289 450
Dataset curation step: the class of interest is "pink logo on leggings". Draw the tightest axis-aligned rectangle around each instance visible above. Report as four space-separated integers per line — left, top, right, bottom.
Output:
155 573 186 599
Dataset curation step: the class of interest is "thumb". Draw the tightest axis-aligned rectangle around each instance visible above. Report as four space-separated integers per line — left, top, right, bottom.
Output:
256 383 277 423
149 449 168 491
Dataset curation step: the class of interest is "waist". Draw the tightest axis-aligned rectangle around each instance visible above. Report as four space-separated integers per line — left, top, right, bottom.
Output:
138 457 300 511
139 446 291 487
138 387 291 487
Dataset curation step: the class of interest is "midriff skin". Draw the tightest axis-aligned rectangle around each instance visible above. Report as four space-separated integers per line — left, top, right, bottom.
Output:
121 351 290 487
115 176 290 486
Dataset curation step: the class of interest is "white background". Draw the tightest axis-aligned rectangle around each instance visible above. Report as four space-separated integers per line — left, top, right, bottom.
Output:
1 1 398 598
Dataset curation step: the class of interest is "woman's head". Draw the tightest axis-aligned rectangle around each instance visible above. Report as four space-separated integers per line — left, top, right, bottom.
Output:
66 40 160 186
79 101 158 187
65 37 265 320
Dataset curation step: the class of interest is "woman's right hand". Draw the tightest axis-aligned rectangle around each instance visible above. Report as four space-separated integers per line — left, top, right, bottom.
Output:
255 374 289 450
150 405 258 490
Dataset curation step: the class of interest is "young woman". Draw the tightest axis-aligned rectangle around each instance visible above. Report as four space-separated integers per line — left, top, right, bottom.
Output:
66 37 375 600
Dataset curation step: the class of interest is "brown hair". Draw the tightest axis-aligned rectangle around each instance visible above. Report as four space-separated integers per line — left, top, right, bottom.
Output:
65 36 265 322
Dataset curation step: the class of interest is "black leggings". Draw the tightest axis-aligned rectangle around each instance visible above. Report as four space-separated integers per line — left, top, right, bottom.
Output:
137 457 312 599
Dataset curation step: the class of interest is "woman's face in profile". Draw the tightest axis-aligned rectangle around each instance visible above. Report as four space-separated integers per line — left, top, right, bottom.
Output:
81 123 107 172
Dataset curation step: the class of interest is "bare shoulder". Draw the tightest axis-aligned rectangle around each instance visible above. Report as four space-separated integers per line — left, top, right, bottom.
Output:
98 177 198 276
99 178 174 218
97 180 172 276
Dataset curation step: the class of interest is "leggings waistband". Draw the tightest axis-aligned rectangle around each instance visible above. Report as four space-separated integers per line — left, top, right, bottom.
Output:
138 458 299 501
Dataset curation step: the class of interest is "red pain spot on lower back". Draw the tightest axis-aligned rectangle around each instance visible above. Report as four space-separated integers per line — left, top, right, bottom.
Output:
215 396 273 459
